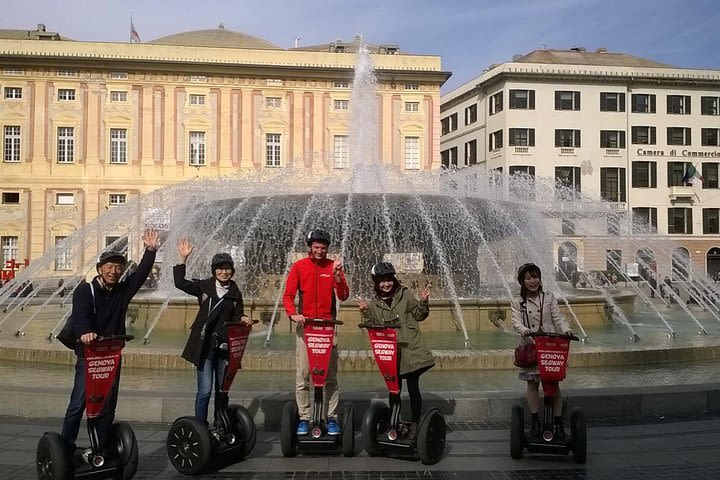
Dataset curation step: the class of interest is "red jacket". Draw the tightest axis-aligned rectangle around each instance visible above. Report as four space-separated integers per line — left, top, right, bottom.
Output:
283 255 349 320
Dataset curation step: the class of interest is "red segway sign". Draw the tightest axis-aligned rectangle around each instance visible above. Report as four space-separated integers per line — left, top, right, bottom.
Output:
305 322 335 387
367 327 400 394
221 323 252 391
535 336 571 383
84 339 124 418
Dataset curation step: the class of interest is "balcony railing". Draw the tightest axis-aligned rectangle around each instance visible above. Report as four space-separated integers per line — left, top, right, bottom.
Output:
604 148 621 156
559 147 576 155
513 146 529 154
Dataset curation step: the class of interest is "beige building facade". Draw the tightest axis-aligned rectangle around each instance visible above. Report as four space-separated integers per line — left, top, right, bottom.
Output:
441 48 720 281
0 26 449 281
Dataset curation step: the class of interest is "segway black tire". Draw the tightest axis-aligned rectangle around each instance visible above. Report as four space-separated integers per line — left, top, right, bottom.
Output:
280 402 298 457
341 402 355 457
361 402 390 457
510 404 524 459
166 416 212 475
417 408 446 465
36 432 70 480
112 421 138 480
228 404 257 457
570 407 587 464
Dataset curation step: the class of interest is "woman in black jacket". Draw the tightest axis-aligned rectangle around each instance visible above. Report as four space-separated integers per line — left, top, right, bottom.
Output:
173 238 250 426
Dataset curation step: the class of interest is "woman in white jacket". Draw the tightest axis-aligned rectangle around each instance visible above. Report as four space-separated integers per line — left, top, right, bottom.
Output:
511 263 573 439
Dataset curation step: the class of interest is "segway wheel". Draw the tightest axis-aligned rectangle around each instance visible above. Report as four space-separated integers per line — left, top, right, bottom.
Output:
361 402 390 457
341 402 355 457
112 422 138 480
417 408 446 465
36 432 70 480
510 404 524 459
166 416 212 475
228 404 257 457
570 407 587 464
280 402 298 457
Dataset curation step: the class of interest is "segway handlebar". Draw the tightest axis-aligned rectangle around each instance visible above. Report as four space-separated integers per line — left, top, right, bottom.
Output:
225 318 260 326
304 318 344 326
527 331 579 341
358 321 400 329
77 334 135 343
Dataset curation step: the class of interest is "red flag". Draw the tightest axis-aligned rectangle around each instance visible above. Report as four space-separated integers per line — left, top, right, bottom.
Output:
130 18 141 43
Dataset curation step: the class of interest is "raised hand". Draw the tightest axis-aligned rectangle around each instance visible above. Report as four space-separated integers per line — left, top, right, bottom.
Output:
178 237 194 262
142 229 160 251
357 296 368 312
332 259 344 281
420 282 432 302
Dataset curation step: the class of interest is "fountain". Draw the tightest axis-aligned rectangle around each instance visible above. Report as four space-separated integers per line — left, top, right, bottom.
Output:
2 41 720 376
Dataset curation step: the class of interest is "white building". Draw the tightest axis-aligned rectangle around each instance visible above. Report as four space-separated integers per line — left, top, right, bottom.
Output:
440 48 720 281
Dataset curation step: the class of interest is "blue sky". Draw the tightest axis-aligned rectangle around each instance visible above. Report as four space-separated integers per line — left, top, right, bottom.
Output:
4 0 720 92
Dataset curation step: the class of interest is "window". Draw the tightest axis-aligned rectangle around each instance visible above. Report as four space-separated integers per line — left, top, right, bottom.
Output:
631 126 656 145
2 192 20 204
404 102 419 112
266 97 282 108
333 135 349 169
561 218 575 235
265 133 281 167
489 91 503 115
464 104 477 125
701 96 719 116
667 95 691 114
110 72 128 80
509 128 535 146
600 167 626 202
189 94 206 106
667 162 690 186
105 235 128 254
509 165 535 176
555 166 581 197
265 78 282 86
667 127 691 146
441 113 457 135
555 129 581 148
632 207 658 234
4 87 22 99
509 89 535 109
334 81 349 88
54 236 72 271
4 67 23 75
57 127 74 163
606 250 623 272
701 128 720 147
404 136 420 170
110 91 127 102
57 69 77 77
631 161 657 188
3 126 21 162
631 93 656 113
489 129 503 150
441 147 458 168
555 91 580 110
404 84 419 90
58 89 75 101
703 209 720 234
607 212 625 237
509 166 536 200
110 128 127 164
108 193 127 205
55 193 74 205
464 139 477 166
668 208 693 234
189 131 206 166
702 163 719 189
334 99 349 110
600 92 625 112
1 236 19 268
600 130 626 149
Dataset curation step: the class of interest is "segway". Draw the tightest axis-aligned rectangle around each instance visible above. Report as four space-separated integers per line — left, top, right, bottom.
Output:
280 318 355 457
36 335 138 480
167 320 258 475
510 331 586 464
359 322 446 465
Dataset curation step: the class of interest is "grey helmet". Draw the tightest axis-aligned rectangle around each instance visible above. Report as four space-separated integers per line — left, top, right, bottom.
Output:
211 253 234 275
517 262 541 285
96 250 127 270
371 261 396 279
306 229 331 247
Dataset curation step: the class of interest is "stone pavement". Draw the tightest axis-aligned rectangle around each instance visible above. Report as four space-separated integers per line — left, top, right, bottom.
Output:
3 413 720 479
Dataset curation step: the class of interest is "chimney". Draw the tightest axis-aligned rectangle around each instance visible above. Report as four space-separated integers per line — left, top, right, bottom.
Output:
512 54 522 61
596 47 607 53
37 24 46 32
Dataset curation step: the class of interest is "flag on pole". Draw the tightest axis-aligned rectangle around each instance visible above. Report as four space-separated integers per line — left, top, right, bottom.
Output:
130 16 141 43
681 164 703 184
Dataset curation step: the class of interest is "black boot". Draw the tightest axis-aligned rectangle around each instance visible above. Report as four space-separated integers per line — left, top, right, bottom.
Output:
554 416 566 440
530 413 540 437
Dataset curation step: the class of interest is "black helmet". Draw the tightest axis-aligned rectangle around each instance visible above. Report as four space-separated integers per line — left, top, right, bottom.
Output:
517 262 541 285
211 253 234 274
306 229 331 247
371 261 396 279
96 250 126 269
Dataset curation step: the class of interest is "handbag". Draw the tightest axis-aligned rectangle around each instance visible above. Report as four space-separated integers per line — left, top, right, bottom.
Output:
513 343 537 368
55 281 95 350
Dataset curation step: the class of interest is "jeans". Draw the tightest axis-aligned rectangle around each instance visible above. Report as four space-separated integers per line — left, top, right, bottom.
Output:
61 356 121 450
196 356 228 425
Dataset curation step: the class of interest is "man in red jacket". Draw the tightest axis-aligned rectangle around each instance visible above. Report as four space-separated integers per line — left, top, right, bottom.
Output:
283 229 349 436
